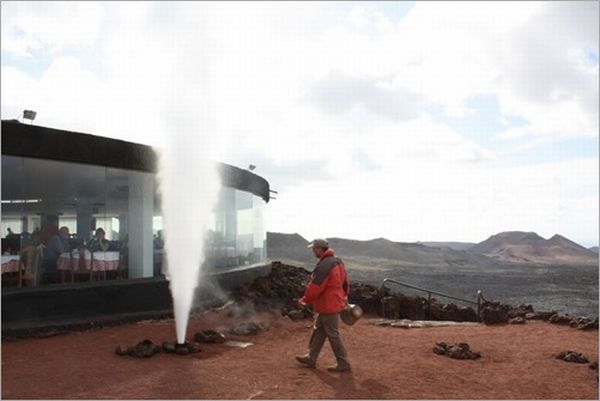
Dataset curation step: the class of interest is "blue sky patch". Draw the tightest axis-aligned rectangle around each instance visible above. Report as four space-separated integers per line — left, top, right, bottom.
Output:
428 94 529 146
1 49 52 79
585 47 599 64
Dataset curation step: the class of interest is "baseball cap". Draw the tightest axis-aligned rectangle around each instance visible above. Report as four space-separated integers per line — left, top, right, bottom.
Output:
307 238 329 249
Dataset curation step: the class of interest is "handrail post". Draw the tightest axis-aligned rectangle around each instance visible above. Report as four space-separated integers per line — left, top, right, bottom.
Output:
380 280 387 318
380 277 482 321
427 292 432 319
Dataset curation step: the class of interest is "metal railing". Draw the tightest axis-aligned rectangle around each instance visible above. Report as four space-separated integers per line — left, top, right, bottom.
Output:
379 278 484 322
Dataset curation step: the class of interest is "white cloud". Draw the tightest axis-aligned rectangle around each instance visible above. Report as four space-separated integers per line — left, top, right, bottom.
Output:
269 157 598 245
1 1 598 245
1 1 104 57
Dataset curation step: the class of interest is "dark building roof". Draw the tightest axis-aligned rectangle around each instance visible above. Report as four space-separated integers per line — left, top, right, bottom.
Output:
1 120 270 202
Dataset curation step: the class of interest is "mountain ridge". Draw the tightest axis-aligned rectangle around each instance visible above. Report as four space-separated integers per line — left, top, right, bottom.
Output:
267 231 598 267
470 231 597 265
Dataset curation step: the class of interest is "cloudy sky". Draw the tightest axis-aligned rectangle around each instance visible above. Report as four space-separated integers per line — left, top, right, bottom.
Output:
2 1 598 246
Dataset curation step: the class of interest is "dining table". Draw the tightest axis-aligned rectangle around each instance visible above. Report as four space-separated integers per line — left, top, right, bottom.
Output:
57 250 120 271
1 255 24 274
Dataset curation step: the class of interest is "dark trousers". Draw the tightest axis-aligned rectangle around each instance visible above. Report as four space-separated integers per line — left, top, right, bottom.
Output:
42 259 60 284
308 313 350 367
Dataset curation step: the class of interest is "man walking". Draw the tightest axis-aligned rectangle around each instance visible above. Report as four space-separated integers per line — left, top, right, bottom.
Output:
296 238 351 372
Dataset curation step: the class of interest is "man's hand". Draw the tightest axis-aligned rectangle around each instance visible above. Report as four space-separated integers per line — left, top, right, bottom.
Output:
297 298 306 309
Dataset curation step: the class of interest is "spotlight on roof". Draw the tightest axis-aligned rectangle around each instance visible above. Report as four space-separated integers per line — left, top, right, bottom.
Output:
23 110 37 123
248 164 256 171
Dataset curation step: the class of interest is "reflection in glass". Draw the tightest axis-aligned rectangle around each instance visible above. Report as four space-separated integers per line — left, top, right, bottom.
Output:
1 154 268 288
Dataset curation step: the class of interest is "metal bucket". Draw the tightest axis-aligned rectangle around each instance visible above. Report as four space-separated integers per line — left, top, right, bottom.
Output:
340 303 363 326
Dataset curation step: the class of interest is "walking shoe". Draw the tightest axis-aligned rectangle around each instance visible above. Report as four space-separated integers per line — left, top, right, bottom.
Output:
327 364 352 373
295 355 316 368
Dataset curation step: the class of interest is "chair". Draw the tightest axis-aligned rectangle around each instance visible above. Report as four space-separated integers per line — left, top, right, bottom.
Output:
70 248 92 283
19 245 43 287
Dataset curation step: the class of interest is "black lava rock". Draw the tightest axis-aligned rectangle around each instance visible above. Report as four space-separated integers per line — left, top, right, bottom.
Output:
194 329 226 343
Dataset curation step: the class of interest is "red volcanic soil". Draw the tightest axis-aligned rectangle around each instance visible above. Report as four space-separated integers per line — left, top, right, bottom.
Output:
2 311 598 400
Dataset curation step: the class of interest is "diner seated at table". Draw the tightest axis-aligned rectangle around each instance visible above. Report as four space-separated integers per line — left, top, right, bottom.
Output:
153 230 164 250
42 226 70 284
88 228 109 252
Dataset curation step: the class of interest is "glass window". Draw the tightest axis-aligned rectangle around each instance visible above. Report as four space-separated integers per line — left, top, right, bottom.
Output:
21 157 106 285
2 154 267 288
204 187 267 270
1 156 25 288
106 167 156 279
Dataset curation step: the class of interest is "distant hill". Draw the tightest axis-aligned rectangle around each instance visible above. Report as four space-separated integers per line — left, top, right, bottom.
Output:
267 232 497 270
590 246 599 254
420 241 476 251
469 231 598 265
267 231 598 269
266 232 313 265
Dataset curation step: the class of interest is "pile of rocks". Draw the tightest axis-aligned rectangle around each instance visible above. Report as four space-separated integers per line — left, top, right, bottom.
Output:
524 311 556 321
115 339 161 358
232 263 599 329
348 283 381 314
382 293 477 322
194 329 226 343
555 351 589 364
281 303 313 321
229 321 268 336
433 342 481 360
549 314 599 330
429 301 478 322
480 300 599 330
232 263 383 321
480 302 534 325
232 262 310 313
381 293 426 320
162 341 202 355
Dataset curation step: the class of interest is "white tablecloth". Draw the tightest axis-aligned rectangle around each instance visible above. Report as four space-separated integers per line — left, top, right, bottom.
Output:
1 255 23 274
57 251 119 272
91 251 120 271
57 250 92 271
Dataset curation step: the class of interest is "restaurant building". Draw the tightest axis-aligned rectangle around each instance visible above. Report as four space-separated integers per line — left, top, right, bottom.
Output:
1 120 271 333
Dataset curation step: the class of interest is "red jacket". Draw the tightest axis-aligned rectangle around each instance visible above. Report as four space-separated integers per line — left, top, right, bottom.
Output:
301 248 350 314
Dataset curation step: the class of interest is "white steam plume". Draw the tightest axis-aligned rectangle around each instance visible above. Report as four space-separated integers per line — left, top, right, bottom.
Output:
157 5 222 344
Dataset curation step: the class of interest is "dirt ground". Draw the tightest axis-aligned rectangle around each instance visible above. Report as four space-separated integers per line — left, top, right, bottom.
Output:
2 311 598 400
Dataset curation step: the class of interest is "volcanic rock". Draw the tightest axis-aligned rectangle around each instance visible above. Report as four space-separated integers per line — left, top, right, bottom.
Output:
348 283 381 314
454 306 478 322
175 346 189 355
429 302 478 322
162 341 202 355
549 314 572 325
481 305 509 325
433 342 481 360
507 304 534 318
115 345 129 356
285 309 307 321
533 311 557 321
232 262 310 311
569 316 598 330
508 317 526 324
229 321 268 336
556 351 589 364
281 302 313 321
116 339 161 358
381 293 428 320
194 330 226 343
162 341 175 353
